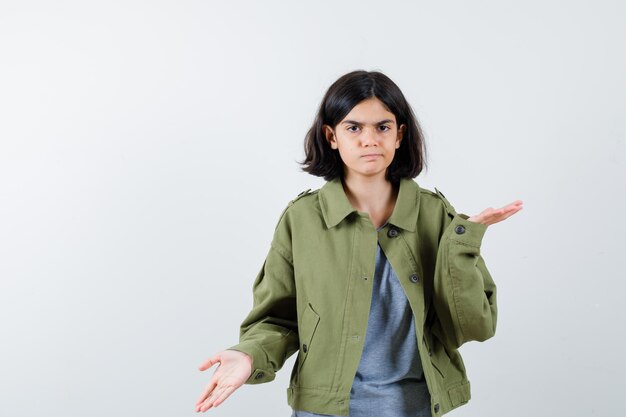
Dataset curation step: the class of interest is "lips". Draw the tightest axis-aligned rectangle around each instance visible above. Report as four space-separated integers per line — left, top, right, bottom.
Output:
361 154 382 157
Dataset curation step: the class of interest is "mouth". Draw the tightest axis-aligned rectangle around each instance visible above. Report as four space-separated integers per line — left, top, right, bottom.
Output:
361 154 382 158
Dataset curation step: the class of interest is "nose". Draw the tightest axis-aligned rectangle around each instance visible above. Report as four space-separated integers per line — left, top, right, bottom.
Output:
360 126 378 146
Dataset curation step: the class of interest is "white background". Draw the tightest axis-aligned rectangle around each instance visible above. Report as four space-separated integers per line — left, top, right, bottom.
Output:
1 1 625 416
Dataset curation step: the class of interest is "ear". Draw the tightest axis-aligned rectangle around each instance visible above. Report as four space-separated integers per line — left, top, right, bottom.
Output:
323 124 338 149
396 124 405 149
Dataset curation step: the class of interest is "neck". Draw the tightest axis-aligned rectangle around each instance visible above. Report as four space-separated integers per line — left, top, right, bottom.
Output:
341 172 398 217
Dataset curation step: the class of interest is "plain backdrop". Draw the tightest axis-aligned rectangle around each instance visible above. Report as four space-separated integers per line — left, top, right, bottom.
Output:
1 1 625 416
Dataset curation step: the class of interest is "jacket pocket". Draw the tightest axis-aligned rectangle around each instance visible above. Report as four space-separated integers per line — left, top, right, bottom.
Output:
426 332 451 378
296 302 320 375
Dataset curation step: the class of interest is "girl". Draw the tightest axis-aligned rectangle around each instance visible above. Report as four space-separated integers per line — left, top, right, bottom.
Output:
195 70 523 416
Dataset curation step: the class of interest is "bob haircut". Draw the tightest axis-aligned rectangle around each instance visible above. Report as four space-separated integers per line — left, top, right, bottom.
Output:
299 70 427 183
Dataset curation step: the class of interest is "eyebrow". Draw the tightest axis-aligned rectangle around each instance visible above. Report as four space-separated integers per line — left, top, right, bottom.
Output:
341 119 396 125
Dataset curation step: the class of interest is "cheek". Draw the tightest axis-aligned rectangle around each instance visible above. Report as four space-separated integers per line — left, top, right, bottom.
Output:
337 148 356 165
338 148 353 162
338 143 355 155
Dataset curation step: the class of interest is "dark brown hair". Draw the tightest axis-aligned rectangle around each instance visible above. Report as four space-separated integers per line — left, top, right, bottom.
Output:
298 70 427 183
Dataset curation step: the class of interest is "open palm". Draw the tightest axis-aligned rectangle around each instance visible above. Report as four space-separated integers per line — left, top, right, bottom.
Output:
467 199 523 226
195 349 253 412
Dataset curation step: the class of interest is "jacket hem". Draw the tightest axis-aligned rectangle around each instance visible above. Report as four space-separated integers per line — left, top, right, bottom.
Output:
287 386 350 416
436 379 472 415
287 380 471 417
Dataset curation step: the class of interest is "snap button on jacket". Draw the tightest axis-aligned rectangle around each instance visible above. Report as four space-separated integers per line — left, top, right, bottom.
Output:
227 177 498 417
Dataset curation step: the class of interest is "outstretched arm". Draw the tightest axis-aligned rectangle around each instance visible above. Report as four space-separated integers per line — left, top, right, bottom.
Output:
195 204 299 412
431 198 522 351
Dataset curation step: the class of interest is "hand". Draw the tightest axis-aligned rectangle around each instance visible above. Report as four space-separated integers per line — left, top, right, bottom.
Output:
467 199 523 226
195 349 253 412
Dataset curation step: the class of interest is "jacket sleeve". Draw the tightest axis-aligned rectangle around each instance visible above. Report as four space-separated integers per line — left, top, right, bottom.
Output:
226 205 299 384
430 195 498 351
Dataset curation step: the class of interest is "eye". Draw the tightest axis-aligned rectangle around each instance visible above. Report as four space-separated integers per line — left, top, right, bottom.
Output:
379 125 391 132
347 125 360 132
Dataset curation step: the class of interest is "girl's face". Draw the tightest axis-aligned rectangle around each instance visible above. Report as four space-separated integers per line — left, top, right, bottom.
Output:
323 97 405 182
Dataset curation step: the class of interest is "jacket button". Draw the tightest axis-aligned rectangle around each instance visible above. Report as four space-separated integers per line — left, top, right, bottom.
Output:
454 225 465 234
302 344 308 353
387 228 399 238
409 273 419 283
434 403 440 413
255 371 264 380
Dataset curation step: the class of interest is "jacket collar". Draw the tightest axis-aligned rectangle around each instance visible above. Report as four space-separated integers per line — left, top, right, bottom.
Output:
319 176 420 232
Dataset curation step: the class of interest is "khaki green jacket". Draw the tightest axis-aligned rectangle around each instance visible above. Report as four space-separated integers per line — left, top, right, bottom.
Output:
228 177 497 416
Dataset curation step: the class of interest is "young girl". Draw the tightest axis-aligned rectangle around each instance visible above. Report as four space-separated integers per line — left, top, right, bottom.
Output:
195 70 523 417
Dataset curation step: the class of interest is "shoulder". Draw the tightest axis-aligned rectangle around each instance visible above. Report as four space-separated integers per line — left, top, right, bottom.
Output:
273 187 320 230
289 188 320 206
419 185 457 219
285 187 320 214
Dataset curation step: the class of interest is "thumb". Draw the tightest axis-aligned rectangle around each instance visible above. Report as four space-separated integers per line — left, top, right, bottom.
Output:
198 354 221 371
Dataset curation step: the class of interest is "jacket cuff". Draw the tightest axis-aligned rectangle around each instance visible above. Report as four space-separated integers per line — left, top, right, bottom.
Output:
226 341 276 384
448 213 488 247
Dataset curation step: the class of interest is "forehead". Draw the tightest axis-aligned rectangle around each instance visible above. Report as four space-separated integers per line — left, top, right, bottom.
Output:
342 97 396 123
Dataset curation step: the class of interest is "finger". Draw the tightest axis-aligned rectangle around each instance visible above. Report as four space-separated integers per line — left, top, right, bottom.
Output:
486 206 522 225
474 202 523 225
492 200 521 211
503 199 523 207
502 201 523 213
212 384 237 407
195 378 218 406
494 207 518 220
199 385 226 412
499 204 523 218
475 208 503 224
201 385 225 410
198 397 212 412
198 354 220 371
